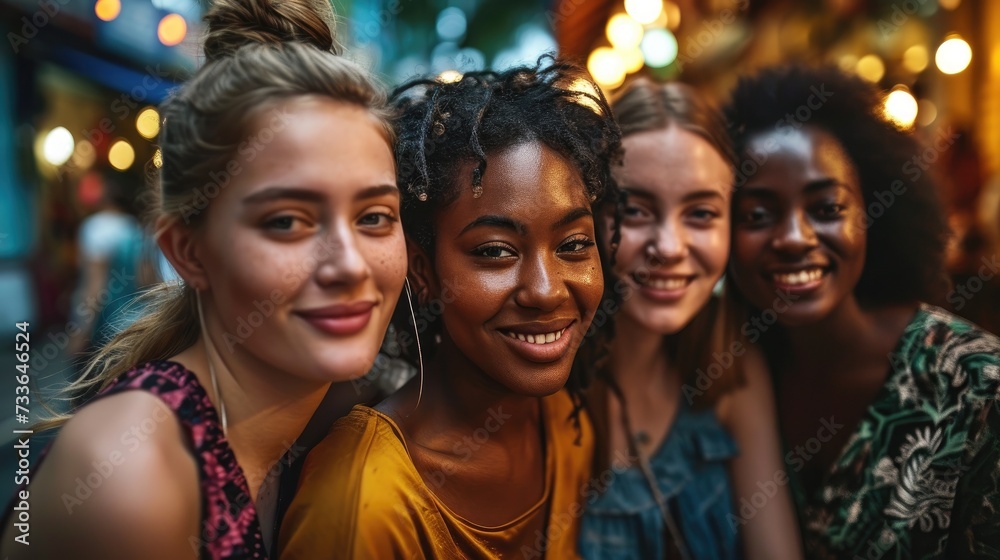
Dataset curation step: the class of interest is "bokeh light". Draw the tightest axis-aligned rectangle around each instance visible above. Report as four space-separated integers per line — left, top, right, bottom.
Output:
936 36 972 74
902 45 929 73
108 139 135 171
606 14 644 50
640 28 678 68
856 54 885 82
883 88 918 129
588 47 626 89
624 0 663 25
136 107 160 139
157 13 187 47
95 0 121 22
42 127 74 166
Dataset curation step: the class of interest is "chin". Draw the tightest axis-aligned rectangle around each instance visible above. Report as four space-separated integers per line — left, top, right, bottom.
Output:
624 308 694 336
311 347 382 382
497 365 572 397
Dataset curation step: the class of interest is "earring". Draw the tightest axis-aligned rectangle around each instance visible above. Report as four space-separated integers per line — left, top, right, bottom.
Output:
403 278 424 413
195 290 229 438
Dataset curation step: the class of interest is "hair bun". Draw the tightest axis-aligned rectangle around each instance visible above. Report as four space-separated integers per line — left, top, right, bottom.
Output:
202 0 339 62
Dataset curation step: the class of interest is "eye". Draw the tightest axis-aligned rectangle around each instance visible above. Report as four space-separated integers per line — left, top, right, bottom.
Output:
688 207 721 224
473 242 516 260
558 235 596 253
738 207 771 226
815 202 846 220
264 216 299 231
358 211 398 228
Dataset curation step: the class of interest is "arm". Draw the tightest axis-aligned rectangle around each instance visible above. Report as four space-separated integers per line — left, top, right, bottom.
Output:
716 345 803 560
2 392 200 560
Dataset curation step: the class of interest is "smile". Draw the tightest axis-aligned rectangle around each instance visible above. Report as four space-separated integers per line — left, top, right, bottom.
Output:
497 321 576 363
772 268 825 285
501 328 567 345
631 272 695 302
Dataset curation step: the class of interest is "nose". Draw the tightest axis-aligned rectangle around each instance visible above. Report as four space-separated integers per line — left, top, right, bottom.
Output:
513 252 569 312
771 209 818 255
314 221 371 287
646 218 688 266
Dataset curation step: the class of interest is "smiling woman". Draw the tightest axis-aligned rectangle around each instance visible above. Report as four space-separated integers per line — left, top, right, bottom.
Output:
0 1 406 559
725 65 1000 559
279 59 623 559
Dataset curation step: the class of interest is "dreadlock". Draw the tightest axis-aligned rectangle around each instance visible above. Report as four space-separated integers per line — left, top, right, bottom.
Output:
390 55 624 435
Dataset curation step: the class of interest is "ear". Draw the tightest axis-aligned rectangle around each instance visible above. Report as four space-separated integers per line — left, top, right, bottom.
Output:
155 215 209 291
406 237 439 307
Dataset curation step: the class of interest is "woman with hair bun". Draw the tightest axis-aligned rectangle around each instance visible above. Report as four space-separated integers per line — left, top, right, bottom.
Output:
281 58 621 560
1 1 406 559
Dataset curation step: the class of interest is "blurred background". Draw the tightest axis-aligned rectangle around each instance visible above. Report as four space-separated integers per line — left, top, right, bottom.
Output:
0 0 998 500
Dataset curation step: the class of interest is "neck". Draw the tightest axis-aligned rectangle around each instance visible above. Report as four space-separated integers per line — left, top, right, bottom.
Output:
179 334 329 502
781 298 918 377
395 336 541 447
608 315 671 390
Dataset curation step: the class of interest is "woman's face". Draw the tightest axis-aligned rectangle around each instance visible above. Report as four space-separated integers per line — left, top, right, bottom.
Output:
191 96 407 383
610 126 732 335
422 141 604 397
729 125 866 326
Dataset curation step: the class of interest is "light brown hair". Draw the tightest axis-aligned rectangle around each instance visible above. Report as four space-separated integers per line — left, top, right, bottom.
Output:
42 0 391 428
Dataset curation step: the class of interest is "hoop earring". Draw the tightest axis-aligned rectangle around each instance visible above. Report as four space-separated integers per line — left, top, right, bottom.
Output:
196 290 229 438
403 278 424 413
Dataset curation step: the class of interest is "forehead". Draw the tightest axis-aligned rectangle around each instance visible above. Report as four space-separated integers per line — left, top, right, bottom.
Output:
742 126 858 192
617 126 732 200
238 96 395 192
438 141 590 226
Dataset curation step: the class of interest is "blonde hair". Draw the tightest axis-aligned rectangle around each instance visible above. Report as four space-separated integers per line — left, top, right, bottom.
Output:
42 0 391 429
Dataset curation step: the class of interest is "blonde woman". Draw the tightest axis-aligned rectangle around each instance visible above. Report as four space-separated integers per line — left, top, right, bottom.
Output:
1 1 406 559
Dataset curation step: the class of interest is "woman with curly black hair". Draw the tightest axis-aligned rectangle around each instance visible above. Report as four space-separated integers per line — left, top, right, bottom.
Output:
280 58 622 559
725 64 1000 558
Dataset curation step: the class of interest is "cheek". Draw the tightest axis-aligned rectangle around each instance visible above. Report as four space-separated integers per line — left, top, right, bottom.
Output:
612 226 651 274
691 227 730 278
573 257 606 311
362 232 408 291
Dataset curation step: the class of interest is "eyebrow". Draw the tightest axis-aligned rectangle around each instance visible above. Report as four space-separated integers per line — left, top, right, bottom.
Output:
460 215 528 236
623 187 726 203
243 184 399 205
738 179 846 198
552 207 593 230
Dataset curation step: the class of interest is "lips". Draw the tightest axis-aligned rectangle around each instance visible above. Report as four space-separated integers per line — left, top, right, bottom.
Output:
497 320 576 363
767 265 830 294
631 272 695 302
295 301 376 336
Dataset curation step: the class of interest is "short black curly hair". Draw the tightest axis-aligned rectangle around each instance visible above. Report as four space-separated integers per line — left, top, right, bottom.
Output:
724 64 950 306
389 56 624 424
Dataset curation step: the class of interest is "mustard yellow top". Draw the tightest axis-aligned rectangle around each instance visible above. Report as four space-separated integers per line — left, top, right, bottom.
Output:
279 390 593 559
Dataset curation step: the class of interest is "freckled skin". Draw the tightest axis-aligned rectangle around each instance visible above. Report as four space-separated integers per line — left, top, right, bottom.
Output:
427 141 605 396
729 126 867 326
197 97 407 383
610 126 732 335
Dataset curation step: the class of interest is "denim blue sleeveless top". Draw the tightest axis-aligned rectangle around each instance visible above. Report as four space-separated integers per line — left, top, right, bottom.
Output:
579 400 742 559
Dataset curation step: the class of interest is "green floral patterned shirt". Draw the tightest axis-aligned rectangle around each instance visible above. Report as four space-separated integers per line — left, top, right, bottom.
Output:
790 304 1000 559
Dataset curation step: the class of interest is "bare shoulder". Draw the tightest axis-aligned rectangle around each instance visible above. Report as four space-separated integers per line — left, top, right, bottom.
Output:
4 391 200 560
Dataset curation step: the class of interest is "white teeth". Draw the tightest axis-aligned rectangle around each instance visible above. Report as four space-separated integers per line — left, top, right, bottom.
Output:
637 276 689 290
504 328 566 345
774 268 824 285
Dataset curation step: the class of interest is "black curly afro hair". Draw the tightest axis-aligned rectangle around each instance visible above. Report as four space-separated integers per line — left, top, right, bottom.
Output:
389 56 624 427
725 64 950 306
